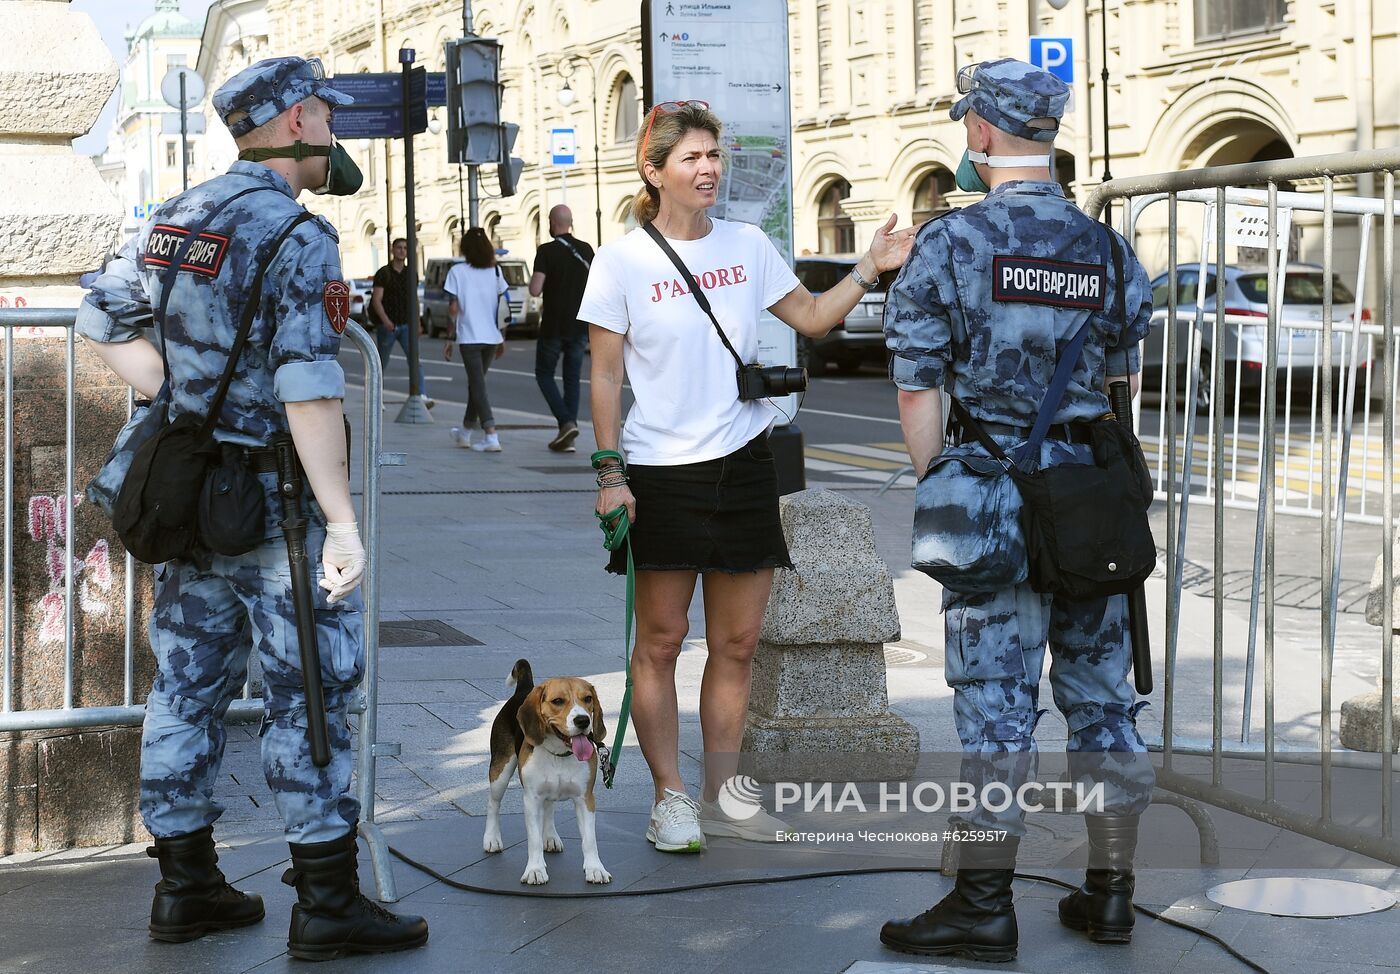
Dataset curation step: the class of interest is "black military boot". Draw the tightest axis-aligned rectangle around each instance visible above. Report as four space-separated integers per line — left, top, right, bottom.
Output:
284 826 429 962
147 825 265 942
879 837 1020 963
1059 813 1139 943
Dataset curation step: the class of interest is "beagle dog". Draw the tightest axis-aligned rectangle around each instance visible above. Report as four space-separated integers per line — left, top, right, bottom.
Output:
483 659 611 885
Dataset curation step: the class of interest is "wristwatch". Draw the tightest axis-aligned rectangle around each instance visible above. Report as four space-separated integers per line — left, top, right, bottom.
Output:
851 264 880 291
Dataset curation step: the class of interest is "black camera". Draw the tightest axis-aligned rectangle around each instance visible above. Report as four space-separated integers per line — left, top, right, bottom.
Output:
736 364 808 401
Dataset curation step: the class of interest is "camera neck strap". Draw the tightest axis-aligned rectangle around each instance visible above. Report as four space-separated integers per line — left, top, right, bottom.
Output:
643 222 747 372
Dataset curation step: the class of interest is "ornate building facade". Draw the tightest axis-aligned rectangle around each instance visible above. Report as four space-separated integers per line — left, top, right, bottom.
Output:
102 0 206 237
188 1 1398 284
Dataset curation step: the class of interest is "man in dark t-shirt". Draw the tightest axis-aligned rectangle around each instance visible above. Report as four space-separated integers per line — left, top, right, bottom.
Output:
371 237 429 406
530 205 594 451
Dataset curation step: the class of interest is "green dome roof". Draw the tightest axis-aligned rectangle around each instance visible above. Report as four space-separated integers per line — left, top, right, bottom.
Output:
133 0 201 42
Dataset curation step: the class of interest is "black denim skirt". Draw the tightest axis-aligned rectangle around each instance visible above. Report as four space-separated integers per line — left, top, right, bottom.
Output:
607 433 794 575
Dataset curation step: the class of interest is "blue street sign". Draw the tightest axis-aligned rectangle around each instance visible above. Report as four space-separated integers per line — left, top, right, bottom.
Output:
332 104 427 140
551 127 576 166
426 72 446 107
330 69 439 106
1029 37 1074 84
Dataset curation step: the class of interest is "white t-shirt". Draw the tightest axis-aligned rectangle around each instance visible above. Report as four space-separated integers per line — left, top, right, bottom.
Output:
444 263 509 345
578 218 800 465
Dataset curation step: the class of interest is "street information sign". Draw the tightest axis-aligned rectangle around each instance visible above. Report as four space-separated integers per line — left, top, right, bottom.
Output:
1029 37 1074 84
643 0 798 400
551 127 577 166
329 70 429 138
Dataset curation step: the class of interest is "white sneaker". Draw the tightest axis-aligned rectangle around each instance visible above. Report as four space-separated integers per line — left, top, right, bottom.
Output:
471 432 502 453
646 788 705 853
698 796 790 843
450 427 473 448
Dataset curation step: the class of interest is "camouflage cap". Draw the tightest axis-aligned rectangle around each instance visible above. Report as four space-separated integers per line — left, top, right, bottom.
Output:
213 57 354 138
949 58 1069 142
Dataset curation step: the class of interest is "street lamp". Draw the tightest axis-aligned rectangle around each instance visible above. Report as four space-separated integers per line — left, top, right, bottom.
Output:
1046 0 1111 186
556 55 604 244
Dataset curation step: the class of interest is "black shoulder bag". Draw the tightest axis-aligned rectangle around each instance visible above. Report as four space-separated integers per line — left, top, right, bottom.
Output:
951 228 1155 601
113 207 313 565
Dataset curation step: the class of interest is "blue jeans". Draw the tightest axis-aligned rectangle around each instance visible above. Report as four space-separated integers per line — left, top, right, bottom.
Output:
375 322 426 393
535 333 586 426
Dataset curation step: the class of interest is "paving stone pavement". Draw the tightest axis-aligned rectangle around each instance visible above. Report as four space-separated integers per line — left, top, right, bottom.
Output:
1 372 1397 974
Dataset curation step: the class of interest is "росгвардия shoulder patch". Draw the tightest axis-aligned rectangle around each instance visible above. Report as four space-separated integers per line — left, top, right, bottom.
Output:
991 255 1107 310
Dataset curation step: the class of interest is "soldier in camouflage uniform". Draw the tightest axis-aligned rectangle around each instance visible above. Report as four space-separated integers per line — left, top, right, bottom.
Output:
879 59 1155 962
79 57 427 960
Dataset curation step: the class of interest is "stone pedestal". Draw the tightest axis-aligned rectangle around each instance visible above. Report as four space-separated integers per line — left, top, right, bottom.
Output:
1342 540 1400 752
741 489 919 781
0 1 151 853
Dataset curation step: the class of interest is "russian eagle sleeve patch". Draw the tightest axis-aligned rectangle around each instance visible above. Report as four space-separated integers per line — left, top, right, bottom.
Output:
323 280 351 334
992 256 1107 310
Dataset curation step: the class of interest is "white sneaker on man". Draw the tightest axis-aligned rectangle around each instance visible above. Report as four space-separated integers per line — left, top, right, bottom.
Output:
697 797 790 843
471 432 502 453
646 788 705 853
450 427 473 448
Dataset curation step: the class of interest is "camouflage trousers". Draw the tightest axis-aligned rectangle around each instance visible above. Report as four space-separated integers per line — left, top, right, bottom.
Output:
141 500 364 845
942 581 1155 837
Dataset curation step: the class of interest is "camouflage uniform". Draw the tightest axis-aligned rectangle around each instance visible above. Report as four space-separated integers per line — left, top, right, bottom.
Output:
77 65 361 845
884 60 1156 837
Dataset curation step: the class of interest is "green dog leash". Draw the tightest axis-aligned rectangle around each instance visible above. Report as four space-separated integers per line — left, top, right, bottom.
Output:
592 450 633 789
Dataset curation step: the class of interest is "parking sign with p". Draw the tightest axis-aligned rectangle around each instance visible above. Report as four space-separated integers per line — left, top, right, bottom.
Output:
1029 36 1074 84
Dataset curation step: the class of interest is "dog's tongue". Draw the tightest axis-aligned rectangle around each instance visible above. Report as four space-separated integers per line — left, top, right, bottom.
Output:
569 735 595 761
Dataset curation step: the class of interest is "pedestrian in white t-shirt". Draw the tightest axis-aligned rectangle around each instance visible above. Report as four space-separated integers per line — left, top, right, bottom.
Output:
444 227 511 452
579 100 914 853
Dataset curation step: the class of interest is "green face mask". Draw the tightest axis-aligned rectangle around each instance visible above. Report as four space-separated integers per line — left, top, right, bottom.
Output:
955 149 990 194
237 139 364 196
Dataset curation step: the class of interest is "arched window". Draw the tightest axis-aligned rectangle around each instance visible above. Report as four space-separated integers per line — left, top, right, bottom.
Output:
817 179 854 254
485 214 502 249
613 74 640 143
911 168 955 225
618 196 637 234
527 207 541 248
1055 151 1077 200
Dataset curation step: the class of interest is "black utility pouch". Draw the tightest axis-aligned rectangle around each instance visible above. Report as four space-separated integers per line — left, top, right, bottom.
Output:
198 444 268 556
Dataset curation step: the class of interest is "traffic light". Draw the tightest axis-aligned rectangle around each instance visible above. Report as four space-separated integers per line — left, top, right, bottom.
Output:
498 122 523 196
446 37 502 165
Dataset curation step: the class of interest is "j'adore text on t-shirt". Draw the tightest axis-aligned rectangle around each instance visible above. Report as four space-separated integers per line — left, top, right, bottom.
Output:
650 264 748 303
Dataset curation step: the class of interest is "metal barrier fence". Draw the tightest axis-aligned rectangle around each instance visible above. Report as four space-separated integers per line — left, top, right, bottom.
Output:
0 310 399 900
1087 147 1400 866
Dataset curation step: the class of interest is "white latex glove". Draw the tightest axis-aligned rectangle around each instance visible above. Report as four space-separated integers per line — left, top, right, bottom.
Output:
319 521 366 604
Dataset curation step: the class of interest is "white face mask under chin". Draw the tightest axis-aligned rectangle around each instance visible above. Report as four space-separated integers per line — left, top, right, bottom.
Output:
966 149 1054 170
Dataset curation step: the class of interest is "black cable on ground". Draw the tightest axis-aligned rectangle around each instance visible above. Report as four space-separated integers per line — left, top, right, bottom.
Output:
388 845 1272 974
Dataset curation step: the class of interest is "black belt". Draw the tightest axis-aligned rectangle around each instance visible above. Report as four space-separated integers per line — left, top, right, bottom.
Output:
244 447 280 474
949 419 1094 447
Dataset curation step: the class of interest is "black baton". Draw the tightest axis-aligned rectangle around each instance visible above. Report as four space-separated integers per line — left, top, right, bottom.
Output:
1109 381 1153 695
273 434 331 768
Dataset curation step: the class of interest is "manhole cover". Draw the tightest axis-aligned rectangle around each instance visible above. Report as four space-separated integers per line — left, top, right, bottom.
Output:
1207 877 1396 917
379 620 483 648
884 646 927 666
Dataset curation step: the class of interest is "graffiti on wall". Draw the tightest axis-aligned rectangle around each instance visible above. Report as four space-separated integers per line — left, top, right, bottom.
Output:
29 494 112 644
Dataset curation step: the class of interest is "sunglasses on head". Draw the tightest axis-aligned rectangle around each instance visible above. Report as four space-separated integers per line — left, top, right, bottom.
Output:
956 63 983 95
639 99 711 162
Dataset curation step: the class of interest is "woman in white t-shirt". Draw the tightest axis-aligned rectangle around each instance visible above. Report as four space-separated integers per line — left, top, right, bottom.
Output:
579 101 914 852
443 227 511 452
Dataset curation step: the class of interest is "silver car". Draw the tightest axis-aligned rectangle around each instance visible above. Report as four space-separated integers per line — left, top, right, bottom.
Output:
419 257 537 339
1142 262 1367 409
793 255 895 375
